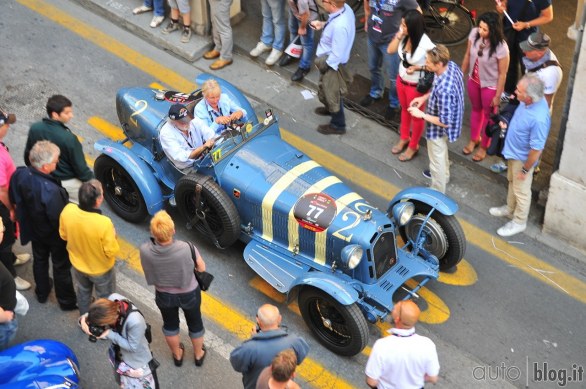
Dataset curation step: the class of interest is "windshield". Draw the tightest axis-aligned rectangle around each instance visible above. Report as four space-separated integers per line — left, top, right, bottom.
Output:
206 120 272 164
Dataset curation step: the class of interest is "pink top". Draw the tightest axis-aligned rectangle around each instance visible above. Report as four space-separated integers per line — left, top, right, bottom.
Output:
466 27 509 88
0 143 15 189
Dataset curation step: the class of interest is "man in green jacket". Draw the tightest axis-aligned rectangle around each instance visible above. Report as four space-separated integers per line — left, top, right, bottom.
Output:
24 95 93 204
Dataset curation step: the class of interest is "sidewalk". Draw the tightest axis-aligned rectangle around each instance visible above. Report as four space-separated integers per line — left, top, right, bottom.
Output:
77 0 584 261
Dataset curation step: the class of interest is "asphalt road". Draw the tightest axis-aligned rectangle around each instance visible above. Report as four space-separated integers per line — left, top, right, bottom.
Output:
2 1 586 388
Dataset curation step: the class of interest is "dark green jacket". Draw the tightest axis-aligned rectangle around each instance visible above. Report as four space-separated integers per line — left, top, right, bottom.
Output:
24 118 93 181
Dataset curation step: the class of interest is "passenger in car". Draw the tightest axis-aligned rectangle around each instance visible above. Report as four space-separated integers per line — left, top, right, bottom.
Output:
159 104 216 171
193 79 247 135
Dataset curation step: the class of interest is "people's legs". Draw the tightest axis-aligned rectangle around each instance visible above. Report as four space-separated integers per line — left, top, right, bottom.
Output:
467 78 483 143
153 0 165 16
31 241 52 300
209 0 222 51
405 86 425 150
180 289 205 359
367 38 383 99
260 0 274 46
92 268 116 300
49 240 77 307
155 291 183 359
0 317 18 350
214 0 234 60
330 99 346 130
72 268 93 315
479 87 497 149
288 10 298 44
269 0 286 51
506 159 518 211
509 160 534 224
385 49 400 108
176 0 191 26
427 136 449 193
299 26 315 69
396 78 411 142
60 178 83 205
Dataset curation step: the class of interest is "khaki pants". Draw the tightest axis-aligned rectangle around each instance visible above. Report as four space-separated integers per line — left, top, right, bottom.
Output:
61 178 83 204
507 160 534 225
427 135 450 193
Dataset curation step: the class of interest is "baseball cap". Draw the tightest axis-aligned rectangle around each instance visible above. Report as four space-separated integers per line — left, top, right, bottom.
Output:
168 103 189 121
0 107 16 126
520 31 551 52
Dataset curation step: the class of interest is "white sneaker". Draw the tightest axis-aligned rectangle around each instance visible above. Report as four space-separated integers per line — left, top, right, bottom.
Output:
250 41 271 57
489 205 512 218
497 221 527 237
14 276 31 291
14 253 31 266
265 49 283 66
150 15 164 28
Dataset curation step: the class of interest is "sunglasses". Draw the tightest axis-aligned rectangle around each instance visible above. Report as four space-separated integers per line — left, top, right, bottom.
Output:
402 51 411 68
478 41 486 57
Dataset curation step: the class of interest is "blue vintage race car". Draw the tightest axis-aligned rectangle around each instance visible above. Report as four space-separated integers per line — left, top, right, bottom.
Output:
94 74 466 356
0 339 80 388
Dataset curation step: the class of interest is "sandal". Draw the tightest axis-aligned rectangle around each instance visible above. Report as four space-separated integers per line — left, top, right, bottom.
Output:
462 140 479 155
398 147 419 162
391 139 410 154
173 343 185 367
195 345 206 367
472 148 487 162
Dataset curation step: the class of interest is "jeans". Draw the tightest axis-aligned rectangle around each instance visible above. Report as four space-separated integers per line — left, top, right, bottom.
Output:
260 0 287 51
155 288 204 338
144 0 165 16
367 38 400 108
32 239 77 307
210 0 234 60
467 78 497 149
0 317 18 350
72 267 116 315
330 99 346 129
427 135 450 193
288 10 315 69
507 160 534 224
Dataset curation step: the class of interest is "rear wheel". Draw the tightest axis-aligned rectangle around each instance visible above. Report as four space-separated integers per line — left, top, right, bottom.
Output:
299 288 368 356
175 173 240 247
94 155 148 223
400 202 466 271
424 1 473 46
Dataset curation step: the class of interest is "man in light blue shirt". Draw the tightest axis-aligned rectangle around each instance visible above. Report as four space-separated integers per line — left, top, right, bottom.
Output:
489 73 550 237
160 104 216 171
194 79 247 135
312 0 355 135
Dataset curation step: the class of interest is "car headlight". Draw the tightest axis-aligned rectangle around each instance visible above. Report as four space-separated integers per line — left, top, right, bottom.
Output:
392 201 414 227
341 245 363 269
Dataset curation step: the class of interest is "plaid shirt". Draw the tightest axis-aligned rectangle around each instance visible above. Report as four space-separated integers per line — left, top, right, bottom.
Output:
426 61 464 142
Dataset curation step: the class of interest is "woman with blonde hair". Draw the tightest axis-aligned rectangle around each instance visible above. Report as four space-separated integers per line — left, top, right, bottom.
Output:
193 79 248 135
139 210 207 367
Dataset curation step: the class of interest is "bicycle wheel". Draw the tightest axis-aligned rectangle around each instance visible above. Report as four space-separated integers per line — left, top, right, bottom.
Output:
424 1 473 46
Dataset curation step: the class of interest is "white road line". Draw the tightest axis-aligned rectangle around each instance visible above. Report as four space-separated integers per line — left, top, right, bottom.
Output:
117 272 235 360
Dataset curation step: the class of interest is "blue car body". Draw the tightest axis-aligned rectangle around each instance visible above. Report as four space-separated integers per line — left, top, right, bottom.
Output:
0 339 80 388
94 74 465 355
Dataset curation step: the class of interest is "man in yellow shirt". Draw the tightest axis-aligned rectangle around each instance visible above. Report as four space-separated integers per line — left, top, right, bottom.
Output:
59 179 119 320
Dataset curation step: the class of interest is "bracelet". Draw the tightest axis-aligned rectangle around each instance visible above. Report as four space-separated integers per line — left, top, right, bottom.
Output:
521 166 529 175
526 22 531 29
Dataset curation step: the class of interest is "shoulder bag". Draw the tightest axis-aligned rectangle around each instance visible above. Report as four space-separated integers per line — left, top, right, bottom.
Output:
188 241 214 291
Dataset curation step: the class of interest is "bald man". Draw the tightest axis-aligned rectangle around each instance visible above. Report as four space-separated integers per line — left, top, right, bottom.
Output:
365 300 440 389
229 304 309 389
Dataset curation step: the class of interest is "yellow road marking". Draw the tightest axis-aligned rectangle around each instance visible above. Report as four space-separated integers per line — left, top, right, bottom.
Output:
261 161 319 242
149 82 168 90
249 276 286 303
437 259 477 286
88 116 127 141
18 0 196 92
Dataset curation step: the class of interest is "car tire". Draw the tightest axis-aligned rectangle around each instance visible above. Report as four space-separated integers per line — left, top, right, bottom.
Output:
94 155 148 223
175 173 241 248
399 201 466 271
298 287 368 356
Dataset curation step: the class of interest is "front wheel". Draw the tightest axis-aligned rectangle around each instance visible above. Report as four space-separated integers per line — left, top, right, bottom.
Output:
94 155 148 223
400 202 466 271
299 288 368 356
424 2 473 46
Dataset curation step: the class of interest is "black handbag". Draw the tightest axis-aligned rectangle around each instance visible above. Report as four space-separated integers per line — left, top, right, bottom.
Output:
416 68 435 94
188 242 214 291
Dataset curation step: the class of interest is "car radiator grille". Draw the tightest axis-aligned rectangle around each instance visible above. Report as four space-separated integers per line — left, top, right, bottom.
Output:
372 232 397 279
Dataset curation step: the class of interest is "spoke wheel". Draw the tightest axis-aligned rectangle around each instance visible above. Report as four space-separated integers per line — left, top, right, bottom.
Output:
299 288 368 356
175 173 240 247
400 202 466 271
94 155 148 223
424 1 473 46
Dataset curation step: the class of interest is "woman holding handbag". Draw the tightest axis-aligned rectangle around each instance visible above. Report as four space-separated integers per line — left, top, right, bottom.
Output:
387 9 436 162
461 12 509 162
139 210 207 368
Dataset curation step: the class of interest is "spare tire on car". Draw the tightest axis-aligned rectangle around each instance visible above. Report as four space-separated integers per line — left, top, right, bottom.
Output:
175 173 241 248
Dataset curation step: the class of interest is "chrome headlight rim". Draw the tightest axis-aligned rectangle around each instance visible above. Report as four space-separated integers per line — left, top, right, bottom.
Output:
392 201 415 227
340 244 364 270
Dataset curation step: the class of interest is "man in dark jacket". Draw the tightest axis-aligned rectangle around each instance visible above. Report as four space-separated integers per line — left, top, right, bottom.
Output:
24 95 93 204
10 140 77 310
230 304 309 389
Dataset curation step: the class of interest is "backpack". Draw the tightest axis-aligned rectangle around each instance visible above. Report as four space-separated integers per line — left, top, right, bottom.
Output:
115 299 153 344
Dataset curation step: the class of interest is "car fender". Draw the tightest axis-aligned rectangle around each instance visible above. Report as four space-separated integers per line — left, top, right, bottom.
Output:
289 272 359 306
94 138 165 215
195 74 259 126
387 186 459 216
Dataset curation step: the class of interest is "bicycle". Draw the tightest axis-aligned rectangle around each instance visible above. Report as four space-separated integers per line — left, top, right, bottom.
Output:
346 0 475 47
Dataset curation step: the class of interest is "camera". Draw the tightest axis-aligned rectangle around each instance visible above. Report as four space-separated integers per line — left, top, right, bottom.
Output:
88 323 107 343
